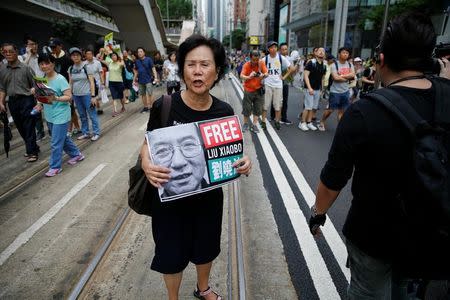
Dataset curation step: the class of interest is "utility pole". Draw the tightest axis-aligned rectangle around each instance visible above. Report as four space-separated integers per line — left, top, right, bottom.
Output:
332 0 342 55
380 0 390 40
166 0 169 29
323 0 329 48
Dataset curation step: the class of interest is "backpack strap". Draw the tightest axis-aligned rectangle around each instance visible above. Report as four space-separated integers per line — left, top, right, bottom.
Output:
366 88 430 138
160 94 172 128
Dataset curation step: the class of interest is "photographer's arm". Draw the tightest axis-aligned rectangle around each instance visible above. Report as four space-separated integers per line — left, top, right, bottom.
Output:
439 58 450 80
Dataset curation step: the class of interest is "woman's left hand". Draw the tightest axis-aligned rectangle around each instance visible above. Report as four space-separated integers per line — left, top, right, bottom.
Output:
233 155 252 176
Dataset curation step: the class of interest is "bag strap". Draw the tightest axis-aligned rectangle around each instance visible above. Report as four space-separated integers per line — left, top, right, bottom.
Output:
366 88 429 137
430 76 450 124
160 94 172 128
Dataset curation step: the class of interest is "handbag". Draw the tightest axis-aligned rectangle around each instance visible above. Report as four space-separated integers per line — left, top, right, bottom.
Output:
100 86 109 104
128 94 172 216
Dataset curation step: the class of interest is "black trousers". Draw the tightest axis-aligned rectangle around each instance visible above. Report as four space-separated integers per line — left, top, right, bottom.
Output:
271 84 290 121
8 95 40 155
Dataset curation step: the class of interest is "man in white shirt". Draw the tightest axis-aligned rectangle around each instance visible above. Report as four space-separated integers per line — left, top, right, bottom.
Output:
84 48 104 114
261 41 292 130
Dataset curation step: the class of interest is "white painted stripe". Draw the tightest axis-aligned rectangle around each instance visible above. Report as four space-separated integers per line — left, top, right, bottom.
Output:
0 164 107 266
257 129 340 299
266 123 351 282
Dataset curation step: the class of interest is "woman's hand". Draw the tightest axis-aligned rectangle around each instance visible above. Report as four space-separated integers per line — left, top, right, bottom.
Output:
233 155 252 176
140 142 171 188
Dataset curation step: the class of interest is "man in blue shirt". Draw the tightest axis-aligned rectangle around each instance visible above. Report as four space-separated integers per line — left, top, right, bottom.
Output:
133 47 159 113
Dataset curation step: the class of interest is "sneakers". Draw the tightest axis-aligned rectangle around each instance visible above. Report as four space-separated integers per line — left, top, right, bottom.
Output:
140 107 149 113
77 134 90 140
97 109 104 115
91 134 100 141
242 123 249 132
274 121 281 130
298 122 309 131
281 119 293 125
260 121 267 131
307 123 318 131
67 154 85 165
45 168 62 177
250 123 260 133
318 123 326 131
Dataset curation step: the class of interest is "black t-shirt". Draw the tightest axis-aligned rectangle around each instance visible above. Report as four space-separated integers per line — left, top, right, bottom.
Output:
361 67 375 93
320 83 439 260
124 59 134 73
146 91 234 211
304 59 327 90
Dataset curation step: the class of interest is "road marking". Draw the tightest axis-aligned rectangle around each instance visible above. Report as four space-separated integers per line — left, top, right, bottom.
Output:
266 123 350 282
257 128 340 299
0 164 106 266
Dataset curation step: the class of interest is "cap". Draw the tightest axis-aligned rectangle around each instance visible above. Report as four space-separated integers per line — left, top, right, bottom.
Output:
354 57 362 62
326 54 335 60
250 50 260 57
266 41 278 49
49 38 62 47
69 47 82 55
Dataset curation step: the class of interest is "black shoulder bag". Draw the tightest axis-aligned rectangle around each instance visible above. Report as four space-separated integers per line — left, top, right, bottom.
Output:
128 95 172 216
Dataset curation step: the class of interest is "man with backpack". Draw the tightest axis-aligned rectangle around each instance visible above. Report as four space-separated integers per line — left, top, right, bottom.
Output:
260 41 292 130
318 47 355 131
309 12 450 299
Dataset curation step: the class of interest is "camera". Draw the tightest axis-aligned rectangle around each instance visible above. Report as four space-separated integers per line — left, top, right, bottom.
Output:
430 35 450 74
254 71 261 77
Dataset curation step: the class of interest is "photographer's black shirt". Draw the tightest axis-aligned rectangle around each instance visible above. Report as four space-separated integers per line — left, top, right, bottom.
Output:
320 83 437 260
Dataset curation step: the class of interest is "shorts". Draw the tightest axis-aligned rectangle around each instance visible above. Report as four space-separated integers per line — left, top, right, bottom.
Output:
123 79 133 90
139 82 153 96
242 90 264 117
328 91 350 110
264 85 283 111
150 189 224 274
109 81 124 100
303 89 321 110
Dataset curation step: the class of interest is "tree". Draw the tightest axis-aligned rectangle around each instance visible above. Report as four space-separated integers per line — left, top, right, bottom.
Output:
361 0 443 31
157 0 192 19
50 17 85 46
223 29 246 50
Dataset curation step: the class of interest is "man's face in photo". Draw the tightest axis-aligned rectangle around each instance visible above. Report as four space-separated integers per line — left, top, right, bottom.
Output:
151 124 206 196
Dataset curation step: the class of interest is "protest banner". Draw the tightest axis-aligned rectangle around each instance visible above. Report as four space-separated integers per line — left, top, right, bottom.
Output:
104 32 114 52
33 76 55 104
146 115 243 202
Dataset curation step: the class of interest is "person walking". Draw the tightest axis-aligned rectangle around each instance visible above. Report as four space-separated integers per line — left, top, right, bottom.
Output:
84 48 105 115
141 35 252 300
260 41 292 130
100 52 125 117
240 50 268 133
122 50 135 103
68 47 100 141
37 53 84 177
164 52 181 95
22 35 46 141
318 47 355 131
0 43 40 162
134 47 158 113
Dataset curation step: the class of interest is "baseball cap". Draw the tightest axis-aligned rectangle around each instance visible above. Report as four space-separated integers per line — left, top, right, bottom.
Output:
354 57 362 62
49 38 62 47
69 47 82 55
266 41 278 49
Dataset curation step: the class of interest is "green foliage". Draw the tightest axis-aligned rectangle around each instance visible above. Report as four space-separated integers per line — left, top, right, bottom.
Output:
50 17 85 45
157 0 192 19
223 29 246 50
361 0 443 31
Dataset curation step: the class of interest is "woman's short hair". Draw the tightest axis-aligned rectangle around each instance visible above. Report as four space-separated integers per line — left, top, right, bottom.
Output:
109 52 121 61
379 12 436 72
177 35 226 88
37 53 56 64
168 51 176 60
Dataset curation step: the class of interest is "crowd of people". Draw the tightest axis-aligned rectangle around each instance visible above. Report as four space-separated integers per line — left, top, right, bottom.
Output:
234 41 379 133
0 36 182 177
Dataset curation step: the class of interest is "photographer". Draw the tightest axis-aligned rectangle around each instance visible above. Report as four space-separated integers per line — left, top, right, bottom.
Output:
309 12 450 299
240 50 268 133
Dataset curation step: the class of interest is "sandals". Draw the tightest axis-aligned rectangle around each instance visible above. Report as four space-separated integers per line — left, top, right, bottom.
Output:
27 155 38 163
193 286 222 300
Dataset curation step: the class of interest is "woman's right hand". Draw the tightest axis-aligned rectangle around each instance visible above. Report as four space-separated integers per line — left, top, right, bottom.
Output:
140 143 171 188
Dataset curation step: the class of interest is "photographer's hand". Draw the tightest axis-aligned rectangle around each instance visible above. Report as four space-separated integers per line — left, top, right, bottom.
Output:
438 58 450 80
